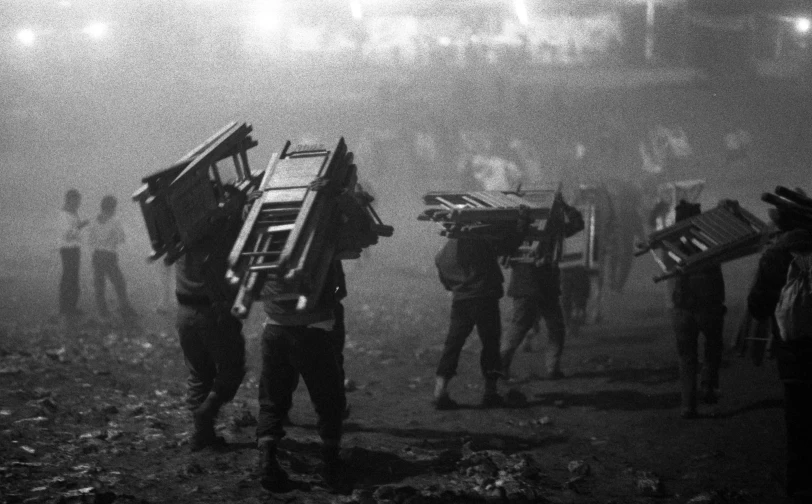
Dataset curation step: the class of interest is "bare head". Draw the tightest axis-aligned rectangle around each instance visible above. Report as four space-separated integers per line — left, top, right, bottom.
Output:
675 200 701 222
63 189 81 213
100 195 118 216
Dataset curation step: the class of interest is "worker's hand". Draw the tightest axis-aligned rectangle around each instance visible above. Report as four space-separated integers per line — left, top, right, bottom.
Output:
246 190 263 204
309 176 340 193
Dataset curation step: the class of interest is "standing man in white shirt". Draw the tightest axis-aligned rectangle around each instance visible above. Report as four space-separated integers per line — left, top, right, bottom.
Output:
87 195 136 319
58 189 88 316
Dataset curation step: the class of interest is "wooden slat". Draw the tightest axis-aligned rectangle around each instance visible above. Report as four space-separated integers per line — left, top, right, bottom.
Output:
461 195 489 208
638 201 768 282
694 214 736 243
704 207 752 238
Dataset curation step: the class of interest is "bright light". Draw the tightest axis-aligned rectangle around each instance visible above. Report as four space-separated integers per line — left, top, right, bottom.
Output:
83 22 108 39
253 2 281 32
795 17 811 34
350 0 363 21
513 0 530 27
17 29 36 46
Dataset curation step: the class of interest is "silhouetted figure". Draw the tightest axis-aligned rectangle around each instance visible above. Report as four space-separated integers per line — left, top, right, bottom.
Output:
433 230 525 410
501 201 584 381
173 184 247 453
88 195 136 319
175 250 246 452
607 180 645 294
257 261 346 493
670 201 726 419
57 188 88 316
748 202 812 502
256 179 356 493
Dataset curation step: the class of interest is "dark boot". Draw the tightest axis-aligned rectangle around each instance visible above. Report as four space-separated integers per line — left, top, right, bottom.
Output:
678 358 698 418
481 377 504 408
320 443 344 492
191 392 224 451
258 439 289 492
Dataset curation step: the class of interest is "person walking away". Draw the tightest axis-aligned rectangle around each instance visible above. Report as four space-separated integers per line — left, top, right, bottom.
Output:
173 184 247 452
256 178 354 493
669 200 726 419
747 201 812 503
432 221 526 410
57 189 89 317
175 243 246 452
87 195 136 319
501 199 584 381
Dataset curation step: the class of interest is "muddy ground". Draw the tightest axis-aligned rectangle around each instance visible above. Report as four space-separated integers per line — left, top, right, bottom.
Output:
0 243 792 504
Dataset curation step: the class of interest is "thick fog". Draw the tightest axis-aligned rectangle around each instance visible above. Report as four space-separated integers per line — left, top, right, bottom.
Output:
2 0 812 324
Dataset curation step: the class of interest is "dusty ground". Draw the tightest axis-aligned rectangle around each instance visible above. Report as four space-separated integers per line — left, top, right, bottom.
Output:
0 243 793 504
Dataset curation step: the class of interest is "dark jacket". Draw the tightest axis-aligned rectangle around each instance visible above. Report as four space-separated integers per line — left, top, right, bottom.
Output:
262 261 340 326
507 202 585 300
748 229 812 320
175 253 208 301
672 264 726 312
175 199 244 308
748 228 812 382
175 248 234 310
507 262 560 300
436 237 519 301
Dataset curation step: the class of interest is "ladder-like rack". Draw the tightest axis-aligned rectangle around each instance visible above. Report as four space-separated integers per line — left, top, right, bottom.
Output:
560 203 597 271
227 139 392 319
419 188 560 239
559 184 610 272
132 121 260 264
418 187 571 266
132 121 261 310
635 200 768 283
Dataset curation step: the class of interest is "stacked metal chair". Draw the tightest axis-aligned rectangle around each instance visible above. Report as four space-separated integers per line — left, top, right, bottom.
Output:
134 124 392 319
418 187 569 265
132 121 262 309
635 199 769 283
227 139 393 318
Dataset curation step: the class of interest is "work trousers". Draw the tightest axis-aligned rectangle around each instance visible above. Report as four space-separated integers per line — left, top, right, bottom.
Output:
59 247 81 314
332 302 346 385
291 301 347 392
671 307 725 412
776 340 812 499
176 304 246 409
501 295 566 376
784 380 812 498
257 323 345 444
435 296 502 380
91 250 131 314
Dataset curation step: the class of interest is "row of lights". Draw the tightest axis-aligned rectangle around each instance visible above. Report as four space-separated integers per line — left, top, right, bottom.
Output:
13 4 811 49
16 22 109 46
345 0 529 25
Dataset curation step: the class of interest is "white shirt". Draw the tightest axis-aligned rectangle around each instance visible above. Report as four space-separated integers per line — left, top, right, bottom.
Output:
88 216 126 253
58 210 84 249
471 155 522 191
